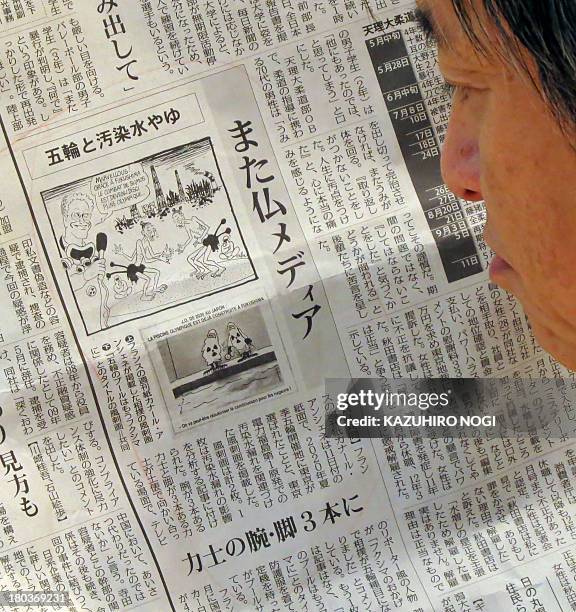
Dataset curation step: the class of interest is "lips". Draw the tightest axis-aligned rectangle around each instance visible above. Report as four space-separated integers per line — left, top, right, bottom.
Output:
489 253 513 279
483 226 515 280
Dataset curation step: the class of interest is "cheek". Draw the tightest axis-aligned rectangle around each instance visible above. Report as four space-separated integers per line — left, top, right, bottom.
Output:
486 89 576 266
484 149 576 322
482 126 561 271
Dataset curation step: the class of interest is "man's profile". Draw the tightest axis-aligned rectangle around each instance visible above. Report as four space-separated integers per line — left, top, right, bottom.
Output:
415 0 576 371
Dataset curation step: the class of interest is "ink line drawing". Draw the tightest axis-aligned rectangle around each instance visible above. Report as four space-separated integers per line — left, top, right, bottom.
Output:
41 138 257 334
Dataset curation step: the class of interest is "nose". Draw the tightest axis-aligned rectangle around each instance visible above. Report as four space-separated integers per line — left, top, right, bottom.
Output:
440 110 483 202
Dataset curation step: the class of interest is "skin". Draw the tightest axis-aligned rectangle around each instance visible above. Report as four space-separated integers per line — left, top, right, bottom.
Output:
419 0 576 370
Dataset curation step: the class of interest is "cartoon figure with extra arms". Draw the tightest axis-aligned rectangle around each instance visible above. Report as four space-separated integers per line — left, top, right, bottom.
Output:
174 209 212 279
109 222 170 301
59 193 110 328
175 211 227 279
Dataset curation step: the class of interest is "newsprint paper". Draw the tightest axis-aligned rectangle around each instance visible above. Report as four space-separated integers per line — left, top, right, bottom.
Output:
0 1 574 611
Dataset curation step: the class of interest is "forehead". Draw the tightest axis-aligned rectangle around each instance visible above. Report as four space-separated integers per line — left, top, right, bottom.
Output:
416 0 487 51
69 199 89 210
415 0 449 48
416 0 506 68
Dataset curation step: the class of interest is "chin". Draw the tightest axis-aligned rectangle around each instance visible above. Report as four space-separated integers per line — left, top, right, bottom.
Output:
549 349 576 373
531 321 576 372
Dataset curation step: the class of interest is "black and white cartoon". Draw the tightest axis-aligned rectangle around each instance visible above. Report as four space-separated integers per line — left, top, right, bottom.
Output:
219 233 247 261
225 321 256 362
59 192 110 329
173 210 225 279
111 275 133 300
109 221 170 301
202 329 225 374
60 192 105 278
41 138 256 335
153 304 286 431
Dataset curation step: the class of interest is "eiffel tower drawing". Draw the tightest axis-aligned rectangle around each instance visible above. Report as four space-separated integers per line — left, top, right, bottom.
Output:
175 169 187 204
150 165 167 212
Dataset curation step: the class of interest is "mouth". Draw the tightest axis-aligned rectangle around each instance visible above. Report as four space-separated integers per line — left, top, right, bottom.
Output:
488 253 514 280
483 227 515 281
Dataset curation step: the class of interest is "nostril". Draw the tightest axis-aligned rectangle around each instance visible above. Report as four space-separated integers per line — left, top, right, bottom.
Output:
461 188 483 201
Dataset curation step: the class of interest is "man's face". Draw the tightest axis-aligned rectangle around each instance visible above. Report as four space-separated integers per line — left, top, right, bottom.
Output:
65 199 92 242
143 224 156 240
423 0 576 370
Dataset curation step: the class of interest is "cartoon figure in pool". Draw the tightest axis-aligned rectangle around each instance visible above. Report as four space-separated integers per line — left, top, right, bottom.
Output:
225 322 257 362
202 329 226 374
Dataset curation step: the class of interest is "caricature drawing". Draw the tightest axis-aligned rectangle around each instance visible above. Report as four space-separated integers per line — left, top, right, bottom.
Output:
112 276 133 300
42 137 257 335
218 233 247 261
60 193 106 287
59 192 110 328
153 304 285 432
176 211 227 279
173 209 213 279
109 222 170 301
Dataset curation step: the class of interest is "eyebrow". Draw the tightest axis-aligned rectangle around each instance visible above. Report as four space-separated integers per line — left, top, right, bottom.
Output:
414 4 450 49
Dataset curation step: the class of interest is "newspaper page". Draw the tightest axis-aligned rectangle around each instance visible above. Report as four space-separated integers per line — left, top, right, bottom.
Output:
0 1 574 611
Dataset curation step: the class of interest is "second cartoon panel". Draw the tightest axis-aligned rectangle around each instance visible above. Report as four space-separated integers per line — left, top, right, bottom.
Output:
152 302 289 432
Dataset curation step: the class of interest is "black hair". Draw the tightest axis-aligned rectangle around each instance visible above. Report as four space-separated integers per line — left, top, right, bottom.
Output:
449 0 576 131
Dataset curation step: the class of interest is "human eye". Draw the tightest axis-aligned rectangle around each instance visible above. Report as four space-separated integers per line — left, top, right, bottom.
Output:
442 78 458 98
441 77 486 101
441 76 472 97
438 55 488 96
